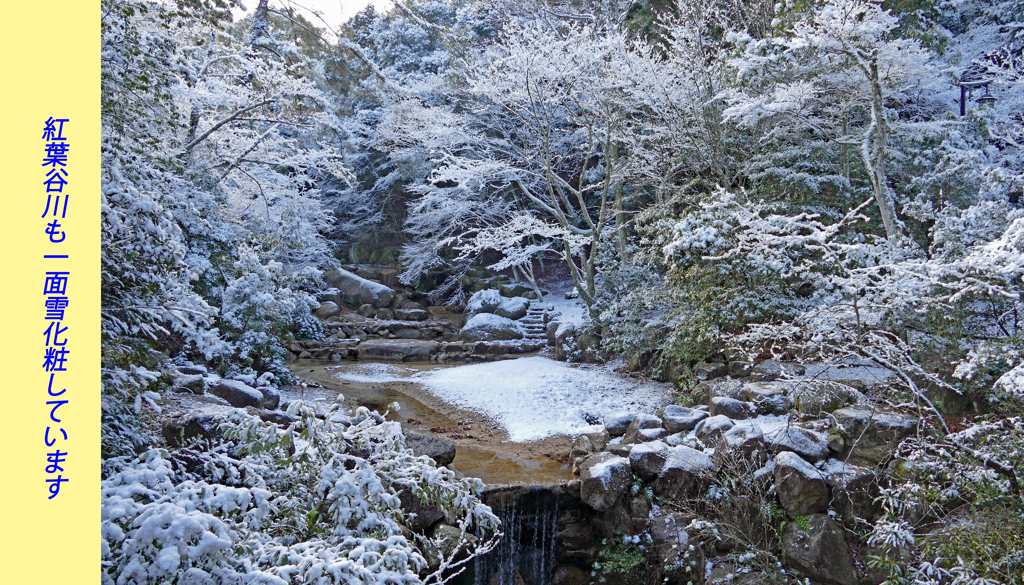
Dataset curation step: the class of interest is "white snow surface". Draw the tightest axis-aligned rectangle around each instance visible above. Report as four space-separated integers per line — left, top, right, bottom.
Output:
463 312 524 332
330 362 419 383
419 356 673 441
544 291 589 329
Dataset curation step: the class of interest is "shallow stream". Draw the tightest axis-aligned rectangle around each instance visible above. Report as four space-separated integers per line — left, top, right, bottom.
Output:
288 359 575 485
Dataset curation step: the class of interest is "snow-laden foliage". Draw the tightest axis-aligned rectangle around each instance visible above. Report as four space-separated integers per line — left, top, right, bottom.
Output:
102 400 499 584
869 417 1024 583
379 10 680 308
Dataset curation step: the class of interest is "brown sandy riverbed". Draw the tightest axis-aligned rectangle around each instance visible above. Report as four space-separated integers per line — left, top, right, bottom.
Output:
287 359 574 485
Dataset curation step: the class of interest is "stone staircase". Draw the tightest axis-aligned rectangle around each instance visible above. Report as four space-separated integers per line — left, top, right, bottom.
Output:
520 305 549 341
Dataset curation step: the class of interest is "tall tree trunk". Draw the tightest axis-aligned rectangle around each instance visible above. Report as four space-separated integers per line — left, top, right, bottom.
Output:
251 0 269 46
863 60 900 241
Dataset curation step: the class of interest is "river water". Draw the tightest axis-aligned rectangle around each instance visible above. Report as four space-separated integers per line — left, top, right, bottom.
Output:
288 359 575 485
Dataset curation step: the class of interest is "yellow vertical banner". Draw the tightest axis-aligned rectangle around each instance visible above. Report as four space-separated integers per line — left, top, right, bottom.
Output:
0 2 100 583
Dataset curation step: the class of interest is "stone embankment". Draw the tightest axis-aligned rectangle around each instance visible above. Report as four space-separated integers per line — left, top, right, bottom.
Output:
481 362 918 585
290 269 559 363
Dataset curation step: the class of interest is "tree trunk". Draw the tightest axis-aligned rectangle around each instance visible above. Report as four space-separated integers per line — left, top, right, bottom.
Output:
863 61 900 241
251 0 269 46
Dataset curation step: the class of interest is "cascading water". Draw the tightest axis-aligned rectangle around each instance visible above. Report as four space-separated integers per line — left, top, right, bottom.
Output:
472 487 561 585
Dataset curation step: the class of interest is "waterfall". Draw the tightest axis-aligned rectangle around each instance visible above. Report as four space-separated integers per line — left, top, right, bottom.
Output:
473 487 560 585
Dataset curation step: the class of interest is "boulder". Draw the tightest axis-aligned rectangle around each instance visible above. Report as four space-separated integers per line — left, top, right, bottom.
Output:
546 321 559 347
169 373 205 394
629 440 670 480
584 430 610 451
622 413 664 444
425 524 478 571
494 297 530 320
399 489 445 533
714 424 766 463
162 414 223 447
458 313 525 342
656 405 708 433
357 340 439 362
357 303 376 317
570 434 599 461
323 268 396 308
694 415 735 445
741 382 787 402
552 564 591 585
710 396 756 420
633 428 668 443
464 289 503 319
314 301 340 319
749 360 806 382
653 446 714 499
782 515 857 585
766 426 830 462
665 432 702 449
395 329 421 339
832 407 918 467
395 308 429 321
405 431 457 466
603 412 636 437
579 452 631 512
822 459 880 524
694 362 728 381
729 361 753 378
258 386 281 410
376 308 394 320
774 451 829 517
248 408 297 426
786 380 865 416
695 379 744 402
209 379 263 408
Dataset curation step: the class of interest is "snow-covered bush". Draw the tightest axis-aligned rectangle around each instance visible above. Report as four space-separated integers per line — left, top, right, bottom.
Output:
217 246 321 378
102 399 499 584
870 417 1024 582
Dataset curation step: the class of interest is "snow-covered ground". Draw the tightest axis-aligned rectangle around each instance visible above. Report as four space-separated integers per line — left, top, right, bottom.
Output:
328 362 420 383
544 292 589 329
419 356 672 441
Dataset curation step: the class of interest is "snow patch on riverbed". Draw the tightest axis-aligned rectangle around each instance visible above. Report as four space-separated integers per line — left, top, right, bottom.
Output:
419 356 673 441
329 363 417 383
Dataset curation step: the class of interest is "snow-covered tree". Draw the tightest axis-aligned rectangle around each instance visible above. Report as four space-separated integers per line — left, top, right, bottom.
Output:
386 11 672 309
722 0 938 240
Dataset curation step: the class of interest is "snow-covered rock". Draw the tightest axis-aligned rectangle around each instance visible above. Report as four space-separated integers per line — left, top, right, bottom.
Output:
653 446 714 499
694 414 735 444
622 412 663 444
656 405 708 433
458 313 525 342
775 451 829 516
579 452 631 511
629 440 670 480
714 423 766 463
832 407 918 466
494 296 530 320
357 339 439 362
710 396 756 420
209 379 263 408
603 412 636 436
766 426 830 462
323 268 396 308
464 289 504 319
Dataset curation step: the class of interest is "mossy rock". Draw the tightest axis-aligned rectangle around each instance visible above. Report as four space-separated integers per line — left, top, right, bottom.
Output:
500 283 530 297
